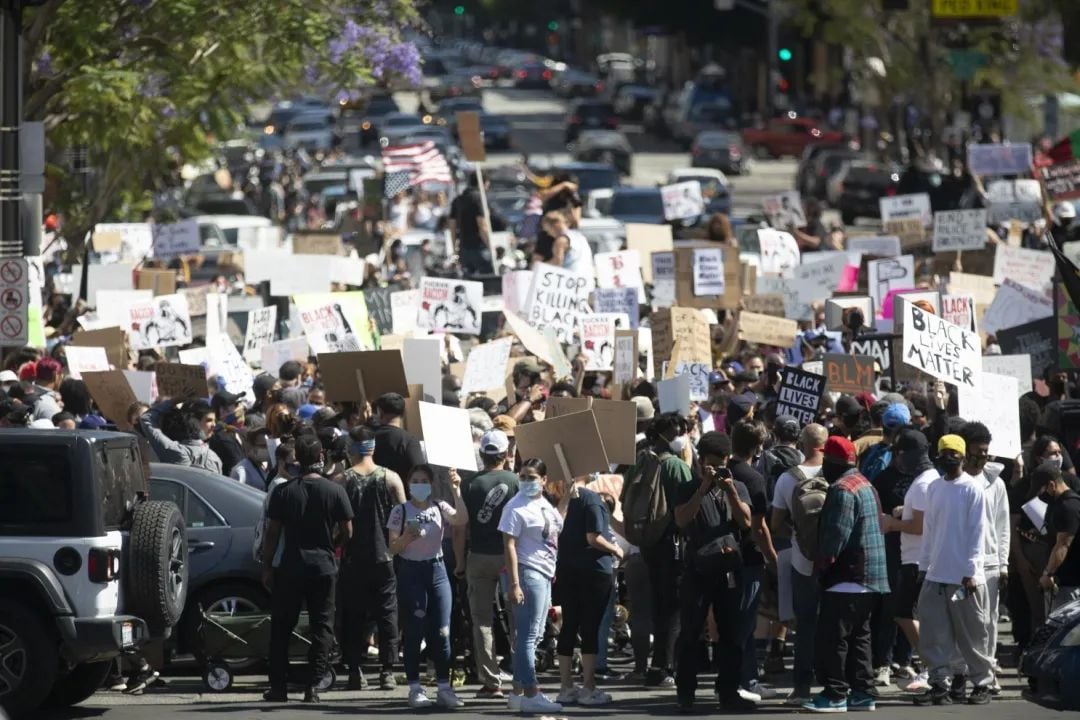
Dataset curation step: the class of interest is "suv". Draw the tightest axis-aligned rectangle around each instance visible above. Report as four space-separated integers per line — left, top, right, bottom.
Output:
0 430 188 717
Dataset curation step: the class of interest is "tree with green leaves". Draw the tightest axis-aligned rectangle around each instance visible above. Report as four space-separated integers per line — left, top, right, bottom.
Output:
21 0 422 253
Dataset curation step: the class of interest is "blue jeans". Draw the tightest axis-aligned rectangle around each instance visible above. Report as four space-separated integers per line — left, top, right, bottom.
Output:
792 567 821 693
398 558 453 683
511 567 551 690
738 564 765 689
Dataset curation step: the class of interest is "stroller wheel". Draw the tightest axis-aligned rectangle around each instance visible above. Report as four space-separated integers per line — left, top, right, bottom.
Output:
315 667 336 691
204 664 233 692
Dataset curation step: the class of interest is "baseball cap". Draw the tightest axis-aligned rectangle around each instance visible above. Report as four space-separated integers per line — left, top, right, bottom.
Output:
78 414 112 430
823 436 857 466
708 370 730 385
297 403 319 421
938 434 967 456
893 428 929 454
492 414 517 437
835 395 863 417
0 370 17 384
253 373 278 397
212 390 245 412
479 429 510 456
732 370 759 385
854 392 877 412
774 415 801 442
632 395 655 421
882 403 911 430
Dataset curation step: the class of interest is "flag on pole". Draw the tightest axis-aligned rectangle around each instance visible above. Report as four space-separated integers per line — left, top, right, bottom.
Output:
381 140 453 188
1046 231 1080 368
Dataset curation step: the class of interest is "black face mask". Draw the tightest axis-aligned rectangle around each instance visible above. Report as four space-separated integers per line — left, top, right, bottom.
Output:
896 451 926 476
822 461 849 484
938 456 963 475
1050 380 1067 395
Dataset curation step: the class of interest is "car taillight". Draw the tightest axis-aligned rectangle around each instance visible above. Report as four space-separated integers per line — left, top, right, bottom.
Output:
489 69 498 78
886 186 897 196
595 82 604 92
605 117 618 127
542 70 553 80
515 70 527 79
88 547 119 583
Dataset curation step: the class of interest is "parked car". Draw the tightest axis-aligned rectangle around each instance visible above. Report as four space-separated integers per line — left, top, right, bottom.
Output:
552 68 605 98
282 112 337 152
796 144 861 201
612 84 658 121
342 94 400 146
188 214 274 270
671 99 738 148
835 160 902 225
377 112 429 144
571 131 633 177
148 463 266 661
565 100 619 144
690 130 748 175
667 168 732 217
608 187 668 225
1021 598 1080 711
428 72 483 103
477 112 512 150
513 62 553 89
742 117 846 159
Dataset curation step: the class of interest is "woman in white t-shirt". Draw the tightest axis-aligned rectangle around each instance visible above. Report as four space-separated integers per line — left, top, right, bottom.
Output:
540 211 595 284
498 458 564 714
387 464 468 710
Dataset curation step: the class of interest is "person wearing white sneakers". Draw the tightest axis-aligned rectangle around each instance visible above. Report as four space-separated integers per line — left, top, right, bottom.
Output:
499 458 564 714
387 464 468 710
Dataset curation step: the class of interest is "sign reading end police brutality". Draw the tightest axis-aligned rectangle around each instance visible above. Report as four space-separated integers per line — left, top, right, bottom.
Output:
776 367 824 425
902 305 981 388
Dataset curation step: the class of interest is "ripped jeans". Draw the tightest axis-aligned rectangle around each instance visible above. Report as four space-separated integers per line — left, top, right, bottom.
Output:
398 557 453 683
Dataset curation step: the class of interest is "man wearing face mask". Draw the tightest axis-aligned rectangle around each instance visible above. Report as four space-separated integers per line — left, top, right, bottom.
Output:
1036 462 1080 611
914 435 994 706
210 390 248 476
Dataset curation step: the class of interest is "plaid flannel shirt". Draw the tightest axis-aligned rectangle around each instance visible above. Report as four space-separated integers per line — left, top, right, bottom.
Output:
815 470 890 593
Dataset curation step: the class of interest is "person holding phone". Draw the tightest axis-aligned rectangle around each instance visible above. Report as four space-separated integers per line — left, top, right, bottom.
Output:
387 464 468 710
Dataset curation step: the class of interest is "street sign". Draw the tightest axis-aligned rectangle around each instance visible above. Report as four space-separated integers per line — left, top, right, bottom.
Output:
0 259 29 346
932 0 1018 18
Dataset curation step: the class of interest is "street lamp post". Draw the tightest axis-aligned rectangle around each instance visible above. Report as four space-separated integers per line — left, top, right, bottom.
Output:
0 0 21 258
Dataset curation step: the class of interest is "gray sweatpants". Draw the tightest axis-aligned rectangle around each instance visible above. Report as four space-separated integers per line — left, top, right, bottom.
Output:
984 571 1001 665
918 581 994 688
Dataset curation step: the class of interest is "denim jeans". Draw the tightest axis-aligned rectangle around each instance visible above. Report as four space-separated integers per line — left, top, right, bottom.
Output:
791 567 820 694
511 566 552 690
398 558 453 683
596 574 617 669
737 564 765 689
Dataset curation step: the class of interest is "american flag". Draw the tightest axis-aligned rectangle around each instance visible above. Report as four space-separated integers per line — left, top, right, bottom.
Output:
381 140 452 189
383 171 411 199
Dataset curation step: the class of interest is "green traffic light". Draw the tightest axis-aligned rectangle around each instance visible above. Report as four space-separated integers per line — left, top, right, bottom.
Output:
778 48 793 62
454 5 465 15
548 20 559 31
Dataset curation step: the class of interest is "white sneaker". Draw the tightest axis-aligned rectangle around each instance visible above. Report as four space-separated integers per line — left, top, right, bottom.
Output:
737 687 761 703
893 664 917 680
873 666 892 686
507 692 523 711
556 686 581 704
409 687 434 708
904 671 930 693
748 682 778 699
578 688 613 706
521 693 564 713
436 687 465 710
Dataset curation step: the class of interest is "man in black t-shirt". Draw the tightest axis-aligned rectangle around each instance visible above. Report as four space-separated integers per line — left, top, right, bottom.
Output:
372 393 426 484
1036 463 1080 611
449 173 493 275
673 431 755 713
262 434 353 703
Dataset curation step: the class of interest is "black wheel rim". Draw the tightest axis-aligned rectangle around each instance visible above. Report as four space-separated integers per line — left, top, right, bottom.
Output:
0 622 27 697
169 526 186 603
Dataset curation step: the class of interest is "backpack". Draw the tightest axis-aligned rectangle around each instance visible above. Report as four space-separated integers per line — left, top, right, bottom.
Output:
859 442 892 482
789 466 829 561
621 450 672 549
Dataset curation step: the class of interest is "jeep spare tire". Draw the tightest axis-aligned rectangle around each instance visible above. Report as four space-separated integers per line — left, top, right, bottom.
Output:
127 500 188 633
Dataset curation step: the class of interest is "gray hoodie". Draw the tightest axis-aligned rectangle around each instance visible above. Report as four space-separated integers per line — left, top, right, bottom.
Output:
138 404 223 475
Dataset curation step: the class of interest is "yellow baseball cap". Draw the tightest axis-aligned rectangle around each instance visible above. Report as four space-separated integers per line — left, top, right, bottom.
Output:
937 434 966 456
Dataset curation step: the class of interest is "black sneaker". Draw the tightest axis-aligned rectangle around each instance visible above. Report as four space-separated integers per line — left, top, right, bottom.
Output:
968 685 992 705
718 693 758 713
646 669 676 688
379 670 397 690
303 688 320 704
950 674 968 701
347 669 367 690
913 684 952 706
263 688 288 702
124 666 159 695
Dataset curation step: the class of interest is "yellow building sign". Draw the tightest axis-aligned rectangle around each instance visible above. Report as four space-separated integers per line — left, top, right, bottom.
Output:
932 0 1018 18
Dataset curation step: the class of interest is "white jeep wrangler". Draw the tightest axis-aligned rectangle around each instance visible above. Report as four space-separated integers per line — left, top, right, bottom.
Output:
0 430 188 717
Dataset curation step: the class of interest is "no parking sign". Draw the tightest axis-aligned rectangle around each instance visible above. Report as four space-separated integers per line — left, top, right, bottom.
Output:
0 258 28 347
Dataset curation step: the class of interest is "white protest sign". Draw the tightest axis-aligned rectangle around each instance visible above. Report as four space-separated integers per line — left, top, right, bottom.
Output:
674 361 710 401
237 225 284 252
650 252 675 307
243 249 290 284
967 142 1033 176
95 223 154 259
847 235 901 258
299 304 362 354
660 181 704 221
959 372 1021 458
501 270 533 315
417 278 483 336
462 337 512 394
692 247 726 297
981 354 1032 396
901 304 981 388
593 287 639 328
269 254 334 296
205 293 228 342
260 337 308 373
879 193 932 226
657 373 691 415
757 228 801 274
418 402 478 471
524 263 591 343
940 294 976 333
867 255 915 316
403 337 443 403
122 369 156 404
72 263 135 307
763 191 806 229
992 245 1054 291
613 333 636 385
243 306 277 362
580 313 626 371
932 209 988 252
390 289 420 335
982 279 1052 335
129 293 193 350
177 346 209 368
986 179 1043 224
783 254 846 320
151 219 200 258
595 250 645 302
330 254 367 286
65 345 110 379
207 332 255 400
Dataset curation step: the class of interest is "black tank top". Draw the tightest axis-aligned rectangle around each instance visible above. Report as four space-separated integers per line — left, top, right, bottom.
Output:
342 467 393 565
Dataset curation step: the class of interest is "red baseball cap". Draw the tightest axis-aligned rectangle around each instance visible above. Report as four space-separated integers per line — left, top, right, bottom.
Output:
823 436 857 466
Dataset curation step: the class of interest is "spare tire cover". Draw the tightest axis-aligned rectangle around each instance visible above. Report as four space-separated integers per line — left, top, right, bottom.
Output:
125 501 187 633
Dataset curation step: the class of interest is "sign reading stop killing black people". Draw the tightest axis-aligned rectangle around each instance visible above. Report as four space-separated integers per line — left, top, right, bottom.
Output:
524 263 591 343
901 304 981 388
776 366 825 425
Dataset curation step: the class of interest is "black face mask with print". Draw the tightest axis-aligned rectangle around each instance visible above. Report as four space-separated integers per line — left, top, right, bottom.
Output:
937 456 963 475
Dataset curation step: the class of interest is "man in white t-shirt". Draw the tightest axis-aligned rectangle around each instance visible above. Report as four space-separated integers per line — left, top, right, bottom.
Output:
770 423 827 705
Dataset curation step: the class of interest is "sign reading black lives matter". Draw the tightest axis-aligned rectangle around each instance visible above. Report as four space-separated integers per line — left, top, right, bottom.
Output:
901 304 980 388
776 366 825 425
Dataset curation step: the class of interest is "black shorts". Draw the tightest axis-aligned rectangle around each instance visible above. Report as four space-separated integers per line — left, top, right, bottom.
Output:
894 563 922 620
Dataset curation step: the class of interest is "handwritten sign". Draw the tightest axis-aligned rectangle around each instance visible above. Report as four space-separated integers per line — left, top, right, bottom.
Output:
824 353 876 394
992 245 1054 292
982 354 1032 395
1039 159 1080 201
152 220 200 258
595 250 645 302
81 371 138 430
65 345 110 379
743 293 785 317
243 306 277 362
777 367 825 425
982 279 1052 335
880 193 931 226
940 294 977 333
966 142 1032 176
613 330 637 385
524 263 591 343
292 234 342 255
986 178 1043 224
674 361 710 401
650 251 675 307
757 228 801 274
867 256 914 316
997 317 1055 380
593 287 640 329
739 311 797 348
580 314 624 371
692 247 726 296
932 209 987 252
851 334 893 373
260 337 308 373
847 235 901 258
154 362 207 400
959 372 1022 458
901 305 981 387
461 337 512 395
783 254 846 320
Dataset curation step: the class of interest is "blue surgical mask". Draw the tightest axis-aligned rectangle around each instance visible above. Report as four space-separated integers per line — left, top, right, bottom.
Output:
410 483 432 501
520 480 543 497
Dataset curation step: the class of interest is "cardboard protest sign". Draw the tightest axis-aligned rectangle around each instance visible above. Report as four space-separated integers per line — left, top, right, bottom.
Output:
847 235 901 258
949 271 998 307
501 310 572 378
64 346 110 379
362 287 394 336
867 256 914 317
294 291 375 352
940 294 977 333
651 307 712 366
982 354 1033 395
691 247 726 296
756 228 801 274
94 222 153 259
763 191 806 229
660 181 704 221
593 287 639 329
292 233 342 256
154 362 207 400
959 372 1022 458
776 366 824 425
986 178 1043 224
319 350 408 403
242 306 277 362
151 219 200 258
270 254 334 296
461 337 512 395
261 337 308 373
81 371 138 430
783 254 846 320
626 224 674 283
997 317 1055 380
515 410 610 482
967 142 1032 176
403 337 443 403
982 279 1052 335
71 326 127 370
650 251 675 307
851 334 893 374
879 193 931 226
595 251 645 300
545 397 637 465
418 402 478 472
743 293 786 317
91 230 123 253
580 313 622 371
129 294 193 350
658 374 691 415
455 110 486 162
992 245 1054 291
739 311 797 348
135 268 177 296
901 304 980 388
613 329 637 385
932 209 988 252
180 285 210 317
674 361 710 401
674 247 740 310
824 353 875 394
390 289 419 335
417 277 483 336
523 263 590 343
883 218 927 251
1039 159 1080 201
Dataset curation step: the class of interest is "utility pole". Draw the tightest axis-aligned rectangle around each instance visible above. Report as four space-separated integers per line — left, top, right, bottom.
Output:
0 0 21 258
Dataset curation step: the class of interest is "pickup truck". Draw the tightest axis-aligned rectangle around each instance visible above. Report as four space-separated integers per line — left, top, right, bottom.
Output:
741 118 845 160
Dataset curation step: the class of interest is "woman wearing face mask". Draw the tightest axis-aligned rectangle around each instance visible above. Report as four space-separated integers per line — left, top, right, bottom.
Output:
498 459 564 714
387 464 468 710
1027 436 1080 491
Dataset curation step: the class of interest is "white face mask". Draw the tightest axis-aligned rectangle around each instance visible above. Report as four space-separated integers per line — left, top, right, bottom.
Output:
1046 455 1064 471
669 435 688 454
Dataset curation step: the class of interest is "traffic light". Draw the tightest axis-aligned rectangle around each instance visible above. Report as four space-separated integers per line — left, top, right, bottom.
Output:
778 47 793 62
453 5 464 15
548 20 559 31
